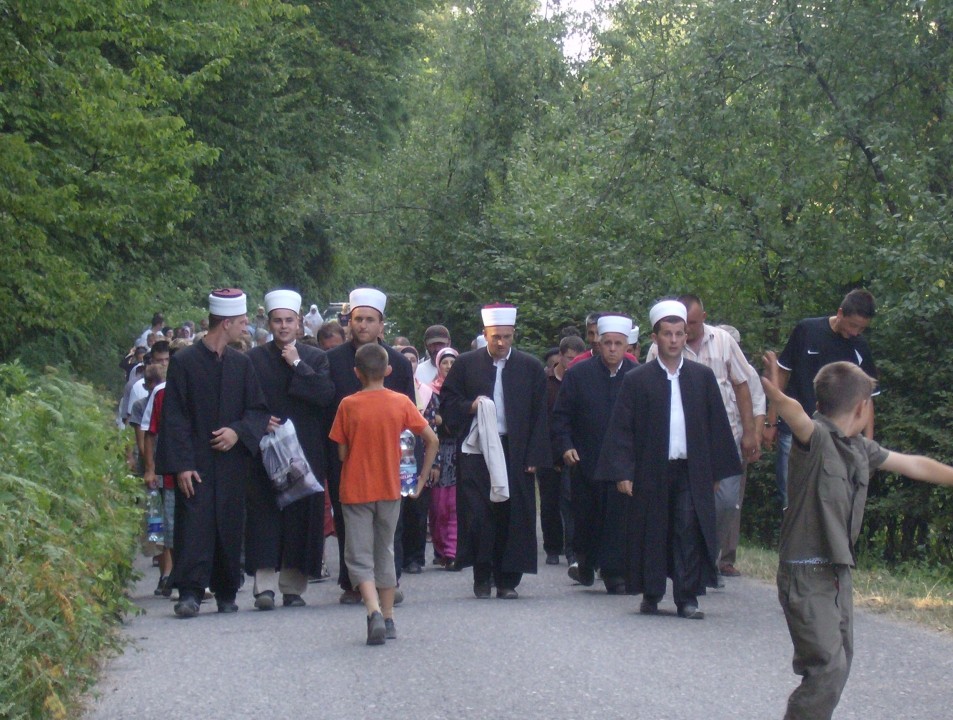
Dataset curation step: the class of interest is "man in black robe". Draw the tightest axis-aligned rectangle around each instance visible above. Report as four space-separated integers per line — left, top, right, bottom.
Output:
552 314 638 594
246 289 335 610
440 303 550 599
596 300 739 619
155 288 270 617
323 287 416 603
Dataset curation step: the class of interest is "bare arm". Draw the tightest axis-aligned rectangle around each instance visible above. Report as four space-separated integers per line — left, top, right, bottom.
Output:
410 426 439 499
732 379 757 460
879 452 953 487
761 352 814 445
337 443 348 462
763 366 791 446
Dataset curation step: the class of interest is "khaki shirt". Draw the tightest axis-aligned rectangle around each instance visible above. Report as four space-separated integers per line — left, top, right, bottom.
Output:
778 414 888 566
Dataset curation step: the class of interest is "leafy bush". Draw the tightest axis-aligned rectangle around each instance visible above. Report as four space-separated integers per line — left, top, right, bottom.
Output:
0 362 140 720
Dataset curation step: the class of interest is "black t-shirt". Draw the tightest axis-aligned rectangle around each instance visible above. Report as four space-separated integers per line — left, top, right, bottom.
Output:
777 316 879 417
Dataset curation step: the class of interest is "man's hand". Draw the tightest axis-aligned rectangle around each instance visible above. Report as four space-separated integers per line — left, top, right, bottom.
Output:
143 469 158 490
267 416 282 434
563 449 580 467
470 395 490 413
617 480 633 496
762 424 778 448
741 431 761 462
281 343 300 367
210 427 239 452
177 470 202 498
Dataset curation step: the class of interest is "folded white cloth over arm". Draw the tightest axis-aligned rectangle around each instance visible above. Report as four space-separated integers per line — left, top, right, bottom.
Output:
462 396 509 502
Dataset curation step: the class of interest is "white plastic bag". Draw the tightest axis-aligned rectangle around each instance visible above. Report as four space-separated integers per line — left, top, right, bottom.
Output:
259 419 323 510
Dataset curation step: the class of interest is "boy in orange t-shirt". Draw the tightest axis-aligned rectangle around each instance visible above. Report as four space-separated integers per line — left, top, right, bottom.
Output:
329 343 438 645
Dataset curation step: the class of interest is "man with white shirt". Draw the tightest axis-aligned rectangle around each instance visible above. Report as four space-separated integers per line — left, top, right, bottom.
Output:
645 294 765 577
415 325 451 385
596 300 739 619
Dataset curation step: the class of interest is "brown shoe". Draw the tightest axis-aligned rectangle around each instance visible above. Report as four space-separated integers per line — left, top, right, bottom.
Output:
719 564 741 577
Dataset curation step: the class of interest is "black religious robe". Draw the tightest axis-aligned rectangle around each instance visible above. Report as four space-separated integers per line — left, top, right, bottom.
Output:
323 340 416 588
551 355 636 574
245 342 335 578
155 341 270 597
440 347 551 575
594 358 739 596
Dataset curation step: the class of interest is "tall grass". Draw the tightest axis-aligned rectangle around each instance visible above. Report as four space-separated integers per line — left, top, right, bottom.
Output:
0 363 140 719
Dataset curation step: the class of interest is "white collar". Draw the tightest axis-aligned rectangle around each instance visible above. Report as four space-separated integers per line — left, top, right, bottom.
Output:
657 356 684 380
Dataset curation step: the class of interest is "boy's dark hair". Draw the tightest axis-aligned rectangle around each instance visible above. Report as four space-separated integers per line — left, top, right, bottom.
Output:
317 320 346 342
559 335 587 354
653 317 686 334
543 347 559 362
355 343 388 380
559 325 581 338
814 361 876 417
840 288 875 319
151 340 171 355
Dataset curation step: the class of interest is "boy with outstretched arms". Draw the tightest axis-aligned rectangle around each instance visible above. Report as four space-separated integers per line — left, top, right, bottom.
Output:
329 343 438 645
761 351 953 720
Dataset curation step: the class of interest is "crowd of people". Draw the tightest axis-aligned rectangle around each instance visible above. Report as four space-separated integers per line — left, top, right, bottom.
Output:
118 285 953 719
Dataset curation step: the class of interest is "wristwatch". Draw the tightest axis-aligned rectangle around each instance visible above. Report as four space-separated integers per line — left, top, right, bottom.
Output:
292 359 301 368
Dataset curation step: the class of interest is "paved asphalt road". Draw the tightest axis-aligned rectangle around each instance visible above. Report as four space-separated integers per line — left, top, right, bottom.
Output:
85 537 953 720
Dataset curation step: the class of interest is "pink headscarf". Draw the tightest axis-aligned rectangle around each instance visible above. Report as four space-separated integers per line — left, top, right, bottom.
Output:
430 347 459 394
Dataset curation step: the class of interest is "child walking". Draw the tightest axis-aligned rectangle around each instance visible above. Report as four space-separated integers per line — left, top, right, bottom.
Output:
761 351 953 719
329 343 438 645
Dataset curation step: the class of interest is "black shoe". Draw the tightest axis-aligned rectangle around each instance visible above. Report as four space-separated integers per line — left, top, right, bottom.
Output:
473 581 491 599
605 580 627 595
405 561 423 574
174 594 200 618
384 617 397 640
639 597 659 615
367 611 386 645
154 575 171 596
545 553 560 565
565 552 576 566
282 594 306 607
568 562 595 587
713 575 726 589
254 590 275 611
339 589 363 605
677 603 705 620
497 587 519 600
217 599 239 613
393 588 404 605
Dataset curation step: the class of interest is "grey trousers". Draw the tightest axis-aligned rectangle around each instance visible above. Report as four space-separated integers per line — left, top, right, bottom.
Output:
777 562 853 720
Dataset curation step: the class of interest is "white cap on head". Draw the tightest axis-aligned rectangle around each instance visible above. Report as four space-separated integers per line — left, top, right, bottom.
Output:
348 288 387 316
475 334 488 349
628 327 640 345
597 314 633 337
649 300 687 328
208 288 247 317
264 289 302 315
481 303 517 327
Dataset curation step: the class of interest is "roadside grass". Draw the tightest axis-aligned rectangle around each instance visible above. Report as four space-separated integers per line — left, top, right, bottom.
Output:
737 543 953 634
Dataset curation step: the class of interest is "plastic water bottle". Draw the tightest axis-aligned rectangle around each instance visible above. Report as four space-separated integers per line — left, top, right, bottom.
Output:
399 430 417 497
146 489 164 543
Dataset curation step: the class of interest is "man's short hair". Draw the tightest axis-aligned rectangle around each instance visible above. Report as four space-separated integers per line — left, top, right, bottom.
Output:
559 335 587 354
151 340 171 356
144 364 166 384
584 312 604 327
317 320 346 342
355 343 388 380
840 288 875 319
543 347 559 362
814 362 876 417
151 312 164 327
677 293 703 311
559 325 581 338
652 317 686 334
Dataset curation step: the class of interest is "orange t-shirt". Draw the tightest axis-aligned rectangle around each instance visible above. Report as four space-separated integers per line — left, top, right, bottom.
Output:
329 389 428 504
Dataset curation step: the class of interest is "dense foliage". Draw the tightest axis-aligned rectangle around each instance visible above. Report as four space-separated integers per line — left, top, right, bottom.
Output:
0 363 139 719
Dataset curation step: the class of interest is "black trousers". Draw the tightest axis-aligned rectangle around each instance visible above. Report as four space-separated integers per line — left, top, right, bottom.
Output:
536 467 564 555
655 460 706 606
570 466 604 570
400 488 430 567
172 474 244 601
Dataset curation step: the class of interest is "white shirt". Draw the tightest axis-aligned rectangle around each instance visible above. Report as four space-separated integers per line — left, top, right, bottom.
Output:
139 381 167 430
659 357 687 460
491 348 512 434
415 360 438 385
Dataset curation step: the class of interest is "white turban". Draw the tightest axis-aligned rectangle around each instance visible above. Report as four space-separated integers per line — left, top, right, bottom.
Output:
264 289 302 315
208 288 247 317
628 327 640 345
349 288 387 316
475 334 488 349
481 304 517 327
597 314 633 337
649 300 687 328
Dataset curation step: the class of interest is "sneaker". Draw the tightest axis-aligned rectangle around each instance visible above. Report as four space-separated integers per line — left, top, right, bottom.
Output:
154 575 171 596
568 562 595 587
366 611 386 645
719 563 741 577
174 594 200 618
339 589 363 605
384 617 397 640
254 590 276 611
